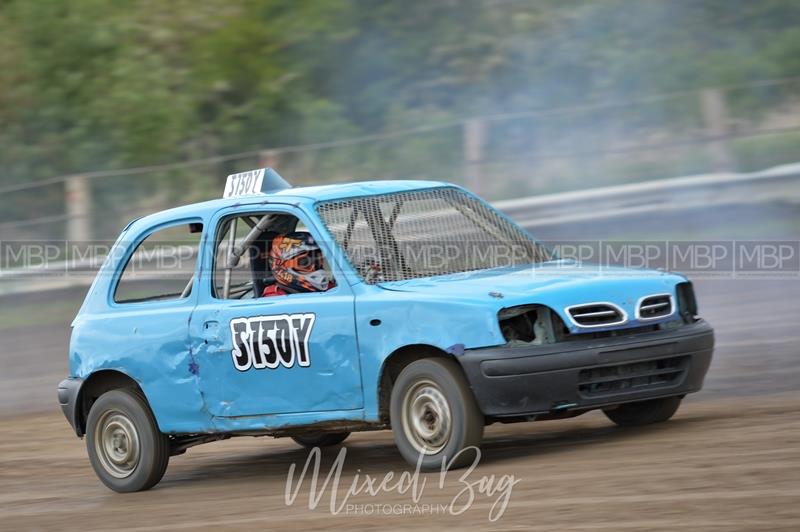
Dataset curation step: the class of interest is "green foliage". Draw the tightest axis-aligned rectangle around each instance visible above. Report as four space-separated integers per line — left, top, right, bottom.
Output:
1 0 800 227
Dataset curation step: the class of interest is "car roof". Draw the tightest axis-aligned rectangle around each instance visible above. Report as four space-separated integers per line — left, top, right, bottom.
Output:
123 179 452 233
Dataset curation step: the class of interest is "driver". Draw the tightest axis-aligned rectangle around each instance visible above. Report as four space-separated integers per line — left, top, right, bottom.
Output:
262 232 334 296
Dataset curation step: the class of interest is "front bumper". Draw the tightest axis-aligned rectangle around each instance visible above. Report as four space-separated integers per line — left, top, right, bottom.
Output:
57 377 84 436
459 320 714 417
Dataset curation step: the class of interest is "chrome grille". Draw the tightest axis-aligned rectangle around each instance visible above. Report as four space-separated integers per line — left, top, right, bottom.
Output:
566 303 626 328
637 294 674 321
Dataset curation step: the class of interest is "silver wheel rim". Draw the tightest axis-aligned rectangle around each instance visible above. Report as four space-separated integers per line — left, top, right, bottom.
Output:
401 379 452 455
94 410 140 479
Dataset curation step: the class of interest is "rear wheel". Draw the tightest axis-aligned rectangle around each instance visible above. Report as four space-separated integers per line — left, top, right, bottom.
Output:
603 396 683 427
390 358 483 471
86 389 169 493
291 432 350 448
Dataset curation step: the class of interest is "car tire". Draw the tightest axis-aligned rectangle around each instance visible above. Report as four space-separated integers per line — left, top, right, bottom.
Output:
291 432 350 448
603 396 683 427
85 388 170 493
390 358 484 471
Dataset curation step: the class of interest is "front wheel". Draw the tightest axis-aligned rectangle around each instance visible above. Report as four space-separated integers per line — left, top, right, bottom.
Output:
390 358 484 471
85 389 170 493
603 396 683 427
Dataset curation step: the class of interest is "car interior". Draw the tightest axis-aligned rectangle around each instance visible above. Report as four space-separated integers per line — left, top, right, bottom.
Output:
213 212 334 299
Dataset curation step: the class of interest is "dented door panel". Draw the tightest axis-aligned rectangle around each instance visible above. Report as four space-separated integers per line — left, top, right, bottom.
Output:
189 204 364 419
190 288 363 417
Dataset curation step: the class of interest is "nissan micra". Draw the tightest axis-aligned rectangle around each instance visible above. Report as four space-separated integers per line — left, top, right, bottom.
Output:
58 168 714 492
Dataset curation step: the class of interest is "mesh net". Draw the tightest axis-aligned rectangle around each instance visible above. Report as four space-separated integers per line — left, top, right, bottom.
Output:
316 187 550 283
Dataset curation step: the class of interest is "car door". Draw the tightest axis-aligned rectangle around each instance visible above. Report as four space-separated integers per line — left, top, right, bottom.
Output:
189 204 364 418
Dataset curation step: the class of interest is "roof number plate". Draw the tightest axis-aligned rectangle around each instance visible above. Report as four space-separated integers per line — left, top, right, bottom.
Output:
223 169 265 198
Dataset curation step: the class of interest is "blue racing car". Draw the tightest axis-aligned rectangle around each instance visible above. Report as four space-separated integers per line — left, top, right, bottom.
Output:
58 168 714 492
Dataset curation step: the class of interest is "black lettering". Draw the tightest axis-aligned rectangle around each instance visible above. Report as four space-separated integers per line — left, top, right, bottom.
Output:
276 318 294 366
292 314 315 367
230 313 315 371
252 321 267 368
261 319 279 367
230 320 252 371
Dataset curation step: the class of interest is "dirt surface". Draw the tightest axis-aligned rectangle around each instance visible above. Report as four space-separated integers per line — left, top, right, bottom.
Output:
1 393 798 531
1 228 800 529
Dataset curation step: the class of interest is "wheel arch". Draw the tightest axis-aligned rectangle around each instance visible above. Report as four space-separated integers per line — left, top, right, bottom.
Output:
75 369 151 437
377 344 467 424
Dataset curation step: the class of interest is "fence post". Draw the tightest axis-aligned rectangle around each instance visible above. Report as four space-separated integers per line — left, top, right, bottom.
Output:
65 175 91 242
464 119 487 195
700 88 735 172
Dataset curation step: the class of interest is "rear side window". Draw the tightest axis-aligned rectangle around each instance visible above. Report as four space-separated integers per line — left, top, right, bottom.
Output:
114 222 203 303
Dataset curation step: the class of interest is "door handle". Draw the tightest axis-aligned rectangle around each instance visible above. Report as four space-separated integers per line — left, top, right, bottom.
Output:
202 320 220 340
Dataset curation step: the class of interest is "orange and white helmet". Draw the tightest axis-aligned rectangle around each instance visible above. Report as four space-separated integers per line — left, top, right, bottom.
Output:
269 232 330 293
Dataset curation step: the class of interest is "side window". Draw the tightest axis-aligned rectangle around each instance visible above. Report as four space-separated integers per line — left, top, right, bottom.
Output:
213 214 261 299
114 222 203 303
213 212 335 299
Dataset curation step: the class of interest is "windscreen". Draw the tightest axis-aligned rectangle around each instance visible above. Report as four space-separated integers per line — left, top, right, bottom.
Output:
316 187 550 283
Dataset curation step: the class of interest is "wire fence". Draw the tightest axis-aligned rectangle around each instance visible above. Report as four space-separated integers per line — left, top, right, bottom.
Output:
3 77 800 242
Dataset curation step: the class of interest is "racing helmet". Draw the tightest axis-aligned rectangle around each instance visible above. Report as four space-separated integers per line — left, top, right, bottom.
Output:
269 232 330 293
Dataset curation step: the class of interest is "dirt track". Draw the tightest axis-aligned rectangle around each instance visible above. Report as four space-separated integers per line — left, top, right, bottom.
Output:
2 260 800 529
1 393 798 531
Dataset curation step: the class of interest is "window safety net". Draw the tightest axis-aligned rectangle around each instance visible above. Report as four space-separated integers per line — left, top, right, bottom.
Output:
316 187 550 283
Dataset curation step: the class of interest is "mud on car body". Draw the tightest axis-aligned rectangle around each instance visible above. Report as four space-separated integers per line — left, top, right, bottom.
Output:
58 168 714 492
